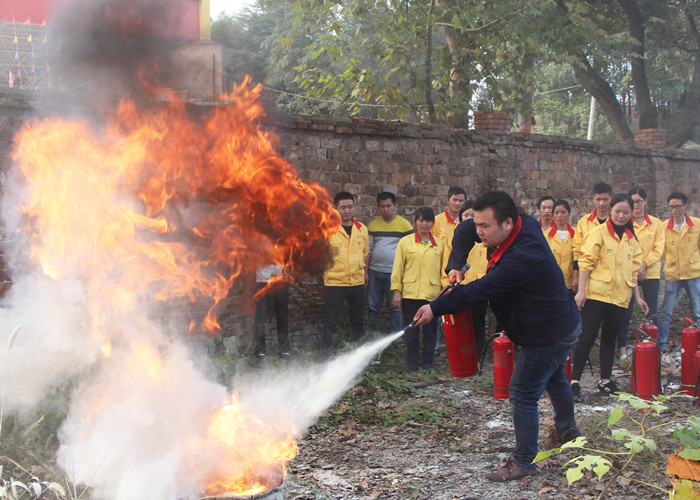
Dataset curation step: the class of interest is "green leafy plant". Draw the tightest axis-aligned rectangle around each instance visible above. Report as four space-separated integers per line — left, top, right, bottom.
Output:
534 392 700 499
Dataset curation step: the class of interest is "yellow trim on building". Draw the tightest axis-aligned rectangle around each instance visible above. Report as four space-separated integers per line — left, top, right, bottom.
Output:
200 0 211 40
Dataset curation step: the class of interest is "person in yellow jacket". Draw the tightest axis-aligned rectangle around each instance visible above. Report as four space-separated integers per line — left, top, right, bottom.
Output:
537 195 555 235
570 193 649 401
432 186 466 253
617 187 665 358
321 192 369 359
392 207 446 371
658 191 700 352
572 182 613 292
544 199 576 291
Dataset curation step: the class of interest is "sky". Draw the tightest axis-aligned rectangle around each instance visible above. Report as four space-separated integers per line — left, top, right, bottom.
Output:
210 0 256 18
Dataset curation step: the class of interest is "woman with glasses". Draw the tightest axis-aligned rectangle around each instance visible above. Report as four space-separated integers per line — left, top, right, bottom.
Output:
570 193 649 401
616 187 665 359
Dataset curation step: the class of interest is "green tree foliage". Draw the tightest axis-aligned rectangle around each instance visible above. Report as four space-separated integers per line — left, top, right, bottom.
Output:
212 0 700 146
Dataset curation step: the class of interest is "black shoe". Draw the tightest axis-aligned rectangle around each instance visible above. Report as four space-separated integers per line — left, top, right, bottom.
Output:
255 352 266 359
597 380 620 396
278 351 291 360
570 382 581 402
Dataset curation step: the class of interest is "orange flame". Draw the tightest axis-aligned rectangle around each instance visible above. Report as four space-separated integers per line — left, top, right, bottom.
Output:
204 395 299 496
13 77 339 337
11 77 338 495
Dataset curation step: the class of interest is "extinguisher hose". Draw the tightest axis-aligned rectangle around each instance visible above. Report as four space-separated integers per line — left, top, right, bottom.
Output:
481 332 502 376
695 360 700 397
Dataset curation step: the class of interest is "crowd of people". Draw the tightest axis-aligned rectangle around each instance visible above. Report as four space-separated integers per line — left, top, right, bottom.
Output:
314 183 699 482
252 182 699 481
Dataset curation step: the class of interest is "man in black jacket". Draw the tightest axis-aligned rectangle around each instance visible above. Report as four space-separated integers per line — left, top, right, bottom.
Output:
414 191 581 481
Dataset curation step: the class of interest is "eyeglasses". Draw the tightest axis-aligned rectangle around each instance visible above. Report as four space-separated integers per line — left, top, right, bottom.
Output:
669 204 685 210
632 199 646 205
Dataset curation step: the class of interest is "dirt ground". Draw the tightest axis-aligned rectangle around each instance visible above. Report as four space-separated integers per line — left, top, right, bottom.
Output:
283 319 699 500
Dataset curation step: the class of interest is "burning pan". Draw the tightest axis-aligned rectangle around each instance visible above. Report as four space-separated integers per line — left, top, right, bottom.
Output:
200 485 283 500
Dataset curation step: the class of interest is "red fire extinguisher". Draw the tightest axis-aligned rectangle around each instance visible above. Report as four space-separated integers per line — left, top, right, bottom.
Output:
681 318 700 396
443 309 479 378
493 333 513 400
631 340 660 399
693 351 700 407
565 350 572 382
636 321 658 343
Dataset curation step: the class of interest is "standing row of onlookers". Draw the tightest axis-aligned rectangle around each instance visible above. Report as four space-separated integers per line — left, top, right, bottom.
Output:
533 182 699 401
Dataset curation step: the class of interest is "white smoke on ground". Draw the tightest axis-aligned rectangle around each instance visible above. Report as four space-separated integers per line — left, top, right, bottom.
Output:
235 331 405 433
0 268 401 500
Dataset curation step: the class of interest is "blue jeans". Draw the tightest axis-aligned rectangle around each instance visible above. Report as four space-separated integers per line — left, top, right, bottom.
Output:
658 277 700 351
509 321 581 469
368 269 403 333
618 279 659 349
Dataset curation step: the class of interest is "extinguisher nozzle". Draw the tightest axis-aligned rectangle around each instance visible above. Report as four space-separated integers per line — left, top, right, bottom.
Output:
397 320 416 337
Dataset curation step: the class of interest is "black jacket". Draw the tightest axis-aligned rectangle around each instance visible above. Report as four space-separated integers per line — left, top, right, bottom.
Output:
431 214 579 347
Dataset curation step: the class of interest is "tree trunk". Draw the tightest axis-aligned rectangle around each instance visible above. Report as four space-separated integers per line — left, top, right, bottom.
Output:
619 0 657 129
436 0 472 129
554 0 634 143
666 9 700 147
423 0 437 123
570 51 636 143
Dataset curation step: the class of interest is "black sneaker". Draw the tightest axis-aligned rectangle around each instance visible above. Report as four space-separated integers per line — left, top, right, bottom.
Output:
597 380 620 396
570 382 581 402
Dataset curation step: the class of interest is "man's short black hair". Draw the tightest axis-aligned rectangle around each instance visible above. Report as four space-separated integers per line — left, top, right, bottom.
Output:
414 207 435 222
553 199 571 213
333 191 355 206
668 191 688 204
447 186 467 199
592 182 613 195
473 191 518 225
537 195 555 209
377 191 396 204
628 187 648 200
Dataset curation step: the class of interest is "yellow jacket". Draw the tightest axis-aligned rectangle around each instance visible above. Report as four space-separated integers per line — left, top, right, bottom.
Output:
463 244 488 285
573 210 607 262
545 224 575 289
634 213 665 280
579 220 643 308
432 210 459 253
324 219 369 286
663 215 700 281
391 232 446 301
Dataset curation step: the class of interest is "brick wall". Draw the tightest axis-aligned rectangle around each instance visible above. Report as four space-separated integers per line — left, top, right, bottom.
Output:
1 90 699 352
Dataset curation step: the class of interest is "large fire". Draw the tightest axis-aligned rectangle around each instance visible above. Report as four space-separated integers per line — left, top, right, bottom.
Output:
9 78 339 496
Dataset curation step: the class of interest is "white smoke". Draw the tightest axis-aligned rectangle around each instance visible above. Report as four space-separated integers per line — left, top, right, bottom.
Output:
0 1 396 497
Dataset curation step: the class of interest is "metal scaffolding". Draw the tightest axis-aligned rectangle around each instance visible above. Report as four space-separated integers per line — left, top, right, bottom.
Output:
0 20 52 90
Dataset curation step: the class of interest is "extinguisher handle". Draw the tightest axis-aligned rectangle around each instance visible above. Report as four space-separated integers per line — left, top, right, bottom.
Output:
449 261 472 284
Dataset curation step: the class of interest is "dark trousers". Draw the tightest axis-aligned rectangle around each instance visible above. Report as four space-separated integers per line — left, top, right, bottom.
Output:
253 285 290 355
618 278 659 349
572 299 627 381
321 285 366 358
472 301 488 362
402 298 437 371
